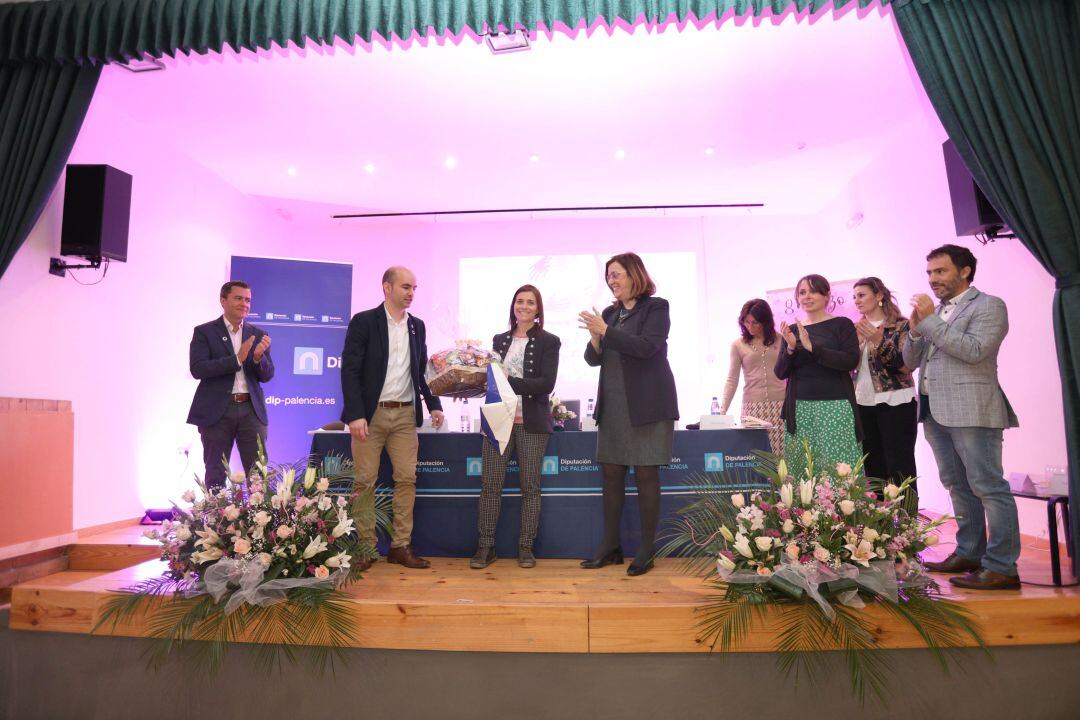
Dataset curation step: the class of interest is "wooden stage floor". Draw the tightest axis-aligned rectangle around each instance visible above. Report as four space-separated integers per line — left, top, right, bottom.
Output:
8 523 1080 654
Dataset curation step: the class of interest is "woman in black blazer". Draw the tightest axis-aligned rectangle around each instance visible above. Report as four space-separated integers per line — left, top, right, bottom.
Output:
578 253 678 576
470 284 561 570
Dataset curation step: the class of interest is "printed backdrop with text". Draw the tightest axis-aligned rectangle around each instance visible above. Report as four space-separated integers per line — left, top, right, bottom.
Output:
231 256 352 462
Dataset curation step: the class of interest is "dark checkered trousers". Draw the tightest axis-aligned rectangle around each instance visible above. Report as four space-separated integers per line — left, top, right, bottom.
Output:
477 424 549 550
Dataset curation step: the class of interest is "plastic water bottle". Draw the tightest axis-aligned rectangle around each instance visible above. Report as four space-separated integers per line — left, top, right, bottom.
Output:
710 396 720 415
460 399 471 432
586 398 595 417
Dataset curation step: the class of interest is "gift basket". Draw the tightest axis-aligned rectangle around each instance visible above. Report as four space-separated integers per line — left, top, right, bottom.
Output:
425 342 500 398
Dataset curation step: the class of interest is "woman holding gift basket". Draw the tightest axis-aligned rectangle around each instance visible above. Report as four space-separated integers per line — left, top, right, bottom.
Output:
578 252 678 577
470 284 562 570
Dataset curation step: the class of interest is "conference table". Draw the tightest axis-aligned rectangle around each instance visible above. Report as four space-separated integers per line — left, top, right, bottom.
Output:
310 427 770 559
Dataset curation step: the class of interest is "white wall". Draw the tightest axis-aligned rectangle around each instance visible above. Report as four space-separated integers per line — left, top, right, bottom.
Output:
0 92 291 528
2 73 1067 538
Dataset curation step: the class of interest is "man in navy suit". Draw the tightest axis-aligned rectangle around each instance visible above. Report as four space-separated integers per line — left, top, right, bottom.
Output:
187 281 274 491
341 266 444 570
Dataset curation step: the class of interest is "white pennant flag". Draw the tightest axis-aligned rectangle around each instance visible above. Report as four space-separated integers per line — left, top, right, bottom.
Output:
480 363 517 454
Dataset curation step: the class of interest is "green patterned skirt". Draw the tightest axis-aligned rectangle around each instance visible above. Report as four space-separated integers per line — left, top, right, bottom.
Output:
783 399 861 481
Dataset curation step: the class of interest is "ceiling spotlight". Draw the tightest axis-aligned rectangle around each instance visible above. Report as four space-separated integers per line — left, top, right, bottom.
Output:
485 29 531 55
444 156 457 169
529 154 540 163
119 55 165 73
704 147 716 156
364 163 376 174
614 148 626 160
286 166 298 177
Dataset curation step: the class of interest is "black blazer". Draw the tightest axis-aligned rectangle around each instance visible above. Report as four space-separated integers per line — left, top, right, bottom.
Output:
492 327 561 435
584 295 679 427
187 317 274 427
339 303 443 426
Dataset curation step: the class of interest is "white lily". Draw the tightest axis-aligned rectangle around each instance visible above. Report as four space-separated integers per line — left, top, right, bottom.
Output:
324 551 352 570
799 480 814 506
733 534 754 559
191 546 223 564
331 513 355 539
845 540 876 567
194 528 221 549
302 535 329 559
779 483 793 508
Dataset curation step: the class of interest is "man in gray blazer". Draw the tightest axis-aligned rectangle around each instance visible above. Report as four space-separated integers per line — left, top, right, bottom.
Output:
904 244 1020 590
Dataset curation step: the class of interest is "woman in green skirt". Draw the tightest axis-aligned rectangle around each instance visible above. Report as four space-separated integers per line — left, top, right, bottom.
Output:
774 274 862 481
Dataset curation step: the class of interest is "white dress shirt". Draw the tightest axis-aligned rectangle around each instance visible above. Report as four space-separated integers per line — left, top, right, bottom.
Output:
224 316 249 395
379 306 415 403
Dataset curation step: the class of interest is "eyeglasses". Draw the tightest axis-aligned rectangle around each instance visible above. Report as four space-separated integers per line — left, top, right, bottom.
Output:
606 271 625 282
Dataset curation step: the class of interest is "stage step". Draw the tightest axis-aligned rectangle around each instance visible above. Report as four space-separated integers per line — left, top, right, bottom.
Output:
9 555 1080 653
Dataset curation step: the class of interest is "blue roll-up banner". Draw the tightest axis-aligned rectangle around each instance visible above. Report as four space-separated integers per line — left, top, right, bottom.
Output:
231 256 352 463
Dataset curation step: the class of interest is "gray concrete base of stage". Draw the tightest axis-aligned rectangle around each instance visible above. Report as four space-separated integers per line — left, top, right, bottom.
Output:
3 608 1079 720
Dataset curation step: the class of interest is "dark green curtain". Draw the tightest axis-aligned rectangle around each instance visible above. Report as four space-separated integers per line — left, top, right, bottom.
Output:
0 0 889 65
0 62 101 279
894 0 1080 572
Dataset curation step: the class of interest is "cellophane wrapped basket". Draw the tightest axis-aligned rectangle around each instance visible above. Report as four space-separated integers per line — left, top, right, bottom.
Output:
425 343 500 398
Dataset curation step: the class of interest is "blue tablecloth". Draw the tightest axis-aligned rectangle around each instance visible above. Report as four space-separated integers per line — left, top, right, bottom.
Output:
310 428 770 559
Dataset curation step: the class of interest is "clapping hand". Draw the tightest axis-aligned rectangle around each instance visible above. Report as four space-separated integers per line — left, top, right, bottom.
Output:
909 293 935 330
779 321 812 353
578 308 607 338
779 321 797 352
253 334 272 362
237 335 255 363
855 319 883 347
795 321 812 352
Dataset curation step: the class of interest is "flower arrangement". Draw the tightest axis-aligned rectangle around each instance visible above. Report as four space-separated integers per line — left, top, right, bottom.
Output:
550 396 577 424
661 443 984 703
95 448 386 672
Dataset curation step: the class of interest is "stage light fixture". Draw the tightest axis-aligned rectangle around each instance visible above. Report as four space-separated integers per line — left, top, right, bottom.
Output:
364 163 376 174
704 147 716 156
485 29 531 55
119 56 165 73
529 154 540 163
614 148 626 160
444 156 458 169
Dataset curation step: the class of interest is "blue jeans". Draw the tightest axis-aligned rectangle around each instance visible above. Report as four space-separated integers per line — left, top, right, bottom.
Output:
922 410 1020 575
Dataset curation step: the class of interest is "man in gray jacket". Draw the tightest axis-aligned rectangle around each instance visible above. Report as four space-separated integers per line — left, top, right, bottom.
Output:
904 244 1020 590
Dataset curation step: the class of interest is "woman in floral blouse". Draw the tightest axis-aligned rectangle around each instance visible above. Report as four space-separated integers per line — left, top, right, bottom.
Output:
852 276 918 512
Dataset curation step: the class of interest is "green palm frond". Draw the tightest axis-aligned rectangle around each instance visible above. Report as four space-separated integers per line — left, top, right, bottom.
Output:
657 469 768 575
882 585 988 671
693 581 770 653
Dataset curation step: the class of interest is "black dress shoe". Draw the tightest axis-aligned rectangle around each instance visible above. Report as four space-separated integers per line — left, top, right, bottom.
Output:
949 568 1021 590
470 546 497 569
923 553 981 574
581 547 624 569
627 559 654 577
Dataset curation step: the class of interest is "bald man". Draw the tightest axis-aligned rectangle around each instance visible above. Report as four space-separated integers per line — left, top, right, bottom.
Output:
340 266 445 570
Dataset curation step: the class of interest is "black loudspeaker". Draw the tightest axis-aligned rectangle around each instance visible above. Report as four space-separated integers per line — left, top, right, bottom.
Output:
941 139 1003 237
60 164 132 261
